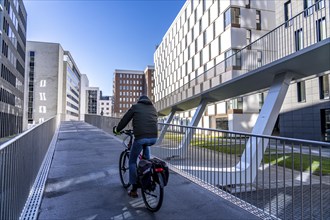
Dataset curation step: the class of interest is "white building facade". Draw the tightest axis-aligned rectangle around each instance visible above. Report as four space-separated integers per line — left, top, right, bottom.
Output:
275 0 330 141
24 41 82 125
100 96 113 116
154 0 275 132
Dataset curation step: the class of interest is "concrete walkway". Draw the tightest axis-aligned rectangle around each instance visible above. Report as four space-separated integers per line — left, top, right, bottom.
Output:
37 121 260 220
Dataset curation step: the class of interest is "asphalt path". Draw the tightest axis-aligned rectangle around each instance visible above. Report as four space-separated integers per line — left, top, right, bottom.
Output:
37 121 260 220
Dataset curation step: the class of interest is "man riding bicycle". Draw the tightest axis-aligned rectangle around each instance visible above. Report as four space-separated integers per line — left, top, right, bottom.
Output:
113 95 158 198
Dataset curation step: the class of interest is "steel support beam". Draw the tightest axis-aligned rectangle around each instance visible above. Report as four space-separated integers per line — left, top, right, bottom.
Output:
219 72 293 186
179 99 208 152
156 109 176 145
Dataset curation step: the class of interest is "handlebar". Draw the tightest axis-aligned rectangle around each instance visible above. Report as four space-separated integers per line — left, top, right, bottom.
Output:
121 129 134 136
113 126 134 137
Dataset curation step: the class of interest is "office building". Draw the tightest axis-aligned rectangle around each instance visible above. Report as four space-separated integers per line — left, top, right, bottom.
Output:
24 41 81 126
154 0 275 132
0 0 27 138
86 87 100 115
112 69 145 115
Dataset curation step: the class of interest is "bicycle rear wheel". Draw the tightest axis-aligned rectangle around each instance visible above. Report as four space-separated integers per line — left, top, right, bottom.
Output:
119 150 130 188
141 173 164 212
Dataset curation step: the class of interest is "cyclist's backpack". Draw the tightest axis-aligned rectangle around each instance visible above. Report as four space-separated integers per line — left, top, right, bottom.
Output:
150 158 169 186
137 160 153 189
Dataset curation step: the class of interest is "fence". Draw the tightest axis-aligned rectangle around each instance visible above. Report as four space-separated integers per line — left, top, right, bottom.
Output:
85 115 330 219
0 116 59 220
153 123 330 219
85 114 132 134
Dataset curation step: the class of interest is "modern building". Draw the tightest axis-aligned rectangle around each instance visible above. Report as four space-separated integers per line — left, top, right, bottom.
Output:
144 65 155 103
86 87 100 115
275 0 330 141
154 0 276 132
112 69 145 115
79 74 89 120
100 93 113 116
0 0 27 138
80 74 109 118
24 41 82 126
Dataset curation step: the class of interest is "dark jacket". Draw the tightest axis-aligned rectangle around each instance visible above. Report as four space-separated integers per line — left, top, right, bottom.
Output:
117 96 158 140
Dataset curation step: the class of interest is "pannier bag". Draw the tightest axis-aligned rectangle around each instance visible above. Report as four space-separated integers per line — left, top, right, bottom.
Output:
137 159 153 189
149 158 169 186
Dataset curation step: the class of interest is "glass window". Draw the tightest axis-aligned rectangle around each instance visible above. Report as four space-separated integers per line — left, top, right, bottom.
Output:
315 0 325 10
257 50 262 67
316 17 326 41
297 81 306 102
295 28 303 51
225 49 241 70
224 7 240 28
256 10 261 30
321 108 330 142
284 0 292 27
319 75 330 99
246 29 252 48
232 8 240 25
304 0 314 16
258 93 264 110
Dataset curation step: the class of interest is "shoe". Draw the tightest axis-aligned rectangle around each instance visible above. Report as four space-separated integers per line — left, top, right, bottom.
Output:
128 190 138 198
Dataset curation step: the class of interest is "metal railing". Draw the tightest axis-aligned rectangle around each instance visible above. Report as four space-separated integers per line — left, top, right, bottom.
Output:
155 0 330 112
0 116 59 220
153 123 330 219
85 115 330 219
84 114 131 134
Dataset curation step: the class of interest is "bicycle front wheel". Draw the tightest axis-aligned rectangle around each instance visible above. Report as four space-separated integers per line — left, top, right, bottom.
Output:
119 150 131 188
141 173 164 212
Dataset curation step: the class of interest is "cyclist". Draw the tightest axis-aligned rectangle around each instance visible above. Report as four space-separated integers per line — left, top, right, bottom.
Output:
113 95 158 198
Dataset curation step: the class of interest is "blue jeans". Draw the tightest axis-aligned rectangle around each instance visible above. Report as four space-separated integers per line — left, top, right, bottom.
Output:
129 137 157 185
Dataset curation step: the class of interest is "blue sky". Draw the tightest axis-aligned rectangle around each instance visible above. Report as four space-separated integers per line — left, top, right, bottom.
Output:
23 0 185 95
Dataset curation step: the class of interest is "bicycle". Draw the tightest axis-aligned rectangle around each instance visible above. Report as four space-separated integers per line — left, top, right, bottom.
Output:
117 129 166 212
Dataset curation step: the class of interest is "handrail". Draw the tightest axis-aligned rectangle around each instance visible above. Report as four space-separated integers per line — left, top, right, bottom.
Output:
158 122 330 146
0 115 59 220
0 116 56 151
86 115 330 219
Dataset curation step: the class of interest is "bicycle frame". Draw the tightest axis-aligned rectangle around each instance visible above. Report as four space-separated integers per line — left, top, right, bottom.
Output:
118 129 165 212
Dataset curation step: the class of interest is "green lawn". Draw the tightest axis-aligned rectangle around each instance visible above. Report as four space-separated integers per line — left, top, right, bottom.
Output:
162 134 330 176
190 140 245 154
262 153 330 176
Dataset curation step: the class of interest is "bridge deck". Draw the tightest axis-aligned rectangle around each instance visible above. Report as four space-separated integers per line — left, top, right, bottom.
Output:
37 121 259 219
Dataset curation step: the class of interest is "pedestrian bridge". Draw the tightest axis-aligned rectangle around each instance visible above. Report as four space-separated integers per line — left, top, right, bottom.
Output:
1 117 329 220
1 2 330 219
18 121 260 220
